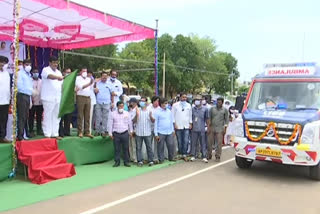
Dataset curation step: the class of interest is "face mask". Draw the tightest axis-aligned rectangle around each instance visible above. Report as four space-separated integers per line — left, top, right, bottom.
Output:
18 65 23 70
181 100 186 105
81 72 87 78
195 100 201 106
110 77 116 81
139 101 146 108
202 100 207 105
165 104 169 109
25 65 32 72
118 109 124 113
32 73 39 78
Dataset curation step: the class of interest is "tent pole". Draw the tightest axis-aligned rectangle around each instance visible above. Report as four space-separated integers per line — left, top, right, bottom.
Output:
154 19 159 96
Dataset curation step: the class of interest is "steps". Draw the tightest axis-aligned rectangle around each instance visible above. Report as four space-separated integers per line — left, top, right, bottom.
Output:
16 139 76 184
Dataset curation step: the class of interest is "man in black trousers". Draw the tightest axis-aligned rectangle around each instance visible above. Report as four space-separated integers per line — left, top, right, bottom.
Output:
17 59 33 141
0 55 10 143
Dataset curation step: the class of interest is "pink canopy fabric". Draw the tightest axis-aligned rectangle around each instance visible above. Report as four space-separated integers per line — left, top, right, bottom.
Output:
0 0 155 49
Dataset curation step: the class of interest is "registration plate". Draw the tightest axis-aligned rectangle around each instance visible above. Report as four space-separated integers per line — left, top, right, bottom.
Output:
256 148 282 158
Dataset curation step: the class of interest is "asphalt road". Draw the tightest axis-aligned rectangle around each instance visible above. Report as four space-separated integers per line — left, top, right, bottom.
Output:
4 147 320 214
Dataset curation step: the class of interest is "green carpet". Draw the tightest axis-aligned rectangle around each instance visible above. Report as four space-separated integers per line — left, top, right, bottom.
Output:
0 161 176 212
58 136 114 165
0 144 12 182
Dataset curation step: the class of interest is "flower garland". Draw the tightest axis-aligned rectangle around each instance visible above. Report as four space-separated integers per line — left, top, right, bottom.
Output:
245 121 302 145
9 0 21 178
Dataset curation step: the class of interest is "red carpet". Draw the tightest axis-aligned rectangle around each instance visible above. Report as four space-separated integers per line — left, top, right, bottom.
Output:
16 138 76 184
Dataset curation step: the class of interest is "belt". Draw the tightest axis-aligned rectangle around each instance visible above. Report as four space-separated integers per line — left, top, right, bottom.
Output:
113 130 128 135
77 95 90 98
18 92 31 97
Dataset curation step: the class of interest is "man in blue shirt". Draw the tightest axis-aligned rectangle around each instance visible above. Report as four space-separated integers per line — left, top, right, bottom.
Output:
94 72 114 137
17 59 33 141
154 97 176 163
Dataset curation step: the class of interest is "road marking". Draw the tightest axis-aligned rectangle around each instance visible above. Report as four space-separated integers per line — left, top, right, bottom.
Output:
80 149 235 214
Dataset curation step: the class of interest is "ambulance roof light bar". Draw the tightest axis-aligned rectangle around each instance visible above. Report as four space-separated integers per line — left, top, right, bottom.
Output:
264 62 316 68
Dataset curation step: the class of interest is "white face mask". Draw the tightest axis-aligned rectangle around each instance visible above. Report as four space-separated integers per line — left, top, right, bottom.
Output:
81 72 87 78
25 65 32 72
202 100 207 105
195 100 201 106
118 109 124 113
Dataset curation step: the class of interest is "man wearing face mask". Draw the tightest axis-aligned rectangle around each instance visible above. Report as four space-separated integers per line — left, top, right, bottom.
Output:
75 67 94 138
107 70 123 110
190 95 209 163
128 98 138 163
134 97 154 166
0 56 10 143
108 101 133 167
41 56 63 139
154 97 176 163
28 68 43 137
16 59 33 141
172 92 192 160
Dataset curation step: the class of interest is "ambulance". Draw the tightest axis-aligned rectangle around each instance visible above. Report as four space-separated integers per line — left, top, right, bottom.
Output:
231 62 320 180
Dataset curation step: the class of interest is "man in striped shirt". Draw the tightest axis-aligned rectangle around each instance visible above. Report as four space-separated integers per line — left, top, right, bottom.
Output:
134 97 154 167
108 101 133 167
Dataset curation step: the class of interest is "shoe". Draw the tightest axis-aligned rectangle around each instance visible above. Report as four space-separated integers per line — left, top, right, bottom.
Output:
78 133 83 138
85 134 94 139
208 154 212 160
159 160 164 164
154 160 159 164
138 162 143 167
0 138 11 143
37 130 44 136
94 132 100 136
124 163 131 167
148 162 154 167
113 162 120 167
102 133 108 138
29 132 35 138
202 158 208 163
215 157 221 162
190 157 196 162
55 136 63 140
169 159 177 162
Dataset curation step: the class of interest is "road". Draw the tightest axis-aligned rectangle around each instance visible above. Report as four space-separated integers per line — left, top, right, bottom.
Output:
4 147 320 214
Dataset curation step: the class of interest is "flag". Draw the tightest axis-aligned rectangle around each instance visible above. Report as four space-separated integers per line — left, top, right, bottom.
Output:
58 70 79 118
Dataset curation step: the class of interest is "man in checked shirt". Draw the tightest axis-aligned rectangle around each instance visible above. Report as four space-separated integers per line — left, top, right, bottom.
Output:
108 101 133 167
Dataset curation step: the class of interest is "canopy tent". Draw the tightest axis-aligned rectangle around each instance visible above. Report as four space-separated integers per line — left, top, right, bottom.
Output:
0 0 155 50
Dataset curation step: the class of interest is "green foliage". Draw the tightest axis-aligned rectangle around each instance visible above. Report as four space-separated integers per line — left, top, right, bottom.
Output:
60 33 240 98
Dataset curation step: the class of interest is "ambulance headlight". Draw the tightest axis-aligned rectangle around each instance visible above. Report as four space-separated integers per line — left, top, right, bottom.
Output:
233 117 244 137
301 123 316 144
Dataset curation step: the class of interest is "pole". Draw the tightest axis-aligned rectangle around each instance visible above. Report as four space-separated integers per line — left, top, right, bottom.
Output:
154 19 159 96
62 50 65 69
231 71 234 96
162 52 166 97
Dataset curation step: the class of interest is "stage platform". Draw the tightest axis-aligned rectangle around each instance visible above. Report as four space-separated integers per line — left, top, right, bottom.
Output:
0 136 114 182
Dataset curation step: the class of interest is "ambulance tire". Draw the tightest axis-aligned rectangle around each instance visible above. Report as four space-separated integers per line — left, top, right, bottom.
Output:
235 156 253 169
309 162 320 181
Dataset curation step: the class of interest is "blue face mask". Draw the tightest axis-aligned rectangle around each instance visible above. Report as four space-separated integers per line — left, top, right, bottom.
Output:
139 101 146 108
32 73 39 78
110 77 116 81
181 100 187 106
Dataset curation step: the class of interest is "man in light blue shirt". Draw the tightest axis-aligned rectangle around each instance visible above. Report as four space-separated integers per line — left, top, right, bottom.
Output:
17 59 33 141
94 72 114 137
154 97 176 163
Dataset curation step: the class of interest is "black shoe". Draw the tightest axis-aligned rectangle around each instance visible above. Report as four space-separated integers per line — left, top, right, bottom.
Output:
124 163 131 167
113 162 120 167
169 159 177 162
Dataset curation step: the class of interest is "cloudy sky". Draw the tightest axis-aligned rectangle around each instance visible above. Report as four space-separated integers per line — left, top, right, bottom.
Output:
74 0 320 81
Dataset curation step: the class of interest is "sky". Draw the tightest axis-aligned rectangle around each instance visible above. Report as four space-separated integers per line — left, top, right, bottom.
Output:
73 0 320 82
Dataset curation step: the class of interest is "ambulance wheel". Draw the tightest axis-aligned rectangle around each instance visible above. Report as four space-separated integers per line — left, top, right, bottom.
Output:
235 156 253 169
309 162 320 180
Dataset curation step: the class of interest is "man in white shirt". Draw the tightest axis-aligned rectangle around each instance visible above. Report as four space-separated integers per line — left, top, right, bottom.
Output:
107 70 123 109
41 56 63 139
0 56 10 143
75 67 94 138
172 92 192 159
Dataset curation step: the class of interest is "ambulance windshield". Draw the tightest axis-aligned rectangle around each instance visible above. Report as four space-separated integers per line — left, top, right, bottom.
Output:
247 82 320 111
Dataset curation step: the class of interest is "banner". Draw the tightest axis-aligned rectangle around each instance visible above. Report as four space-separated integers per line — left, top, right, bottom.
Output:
0 41 25 73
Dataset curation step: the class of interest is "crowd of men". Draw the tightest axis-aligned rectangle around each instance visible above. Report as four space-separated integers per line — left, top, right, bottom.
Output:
0 55 231 168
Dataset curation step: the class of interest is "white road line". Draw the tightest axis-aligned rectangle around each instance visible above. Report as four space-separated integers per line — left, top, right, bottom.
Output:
80 149 235 214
